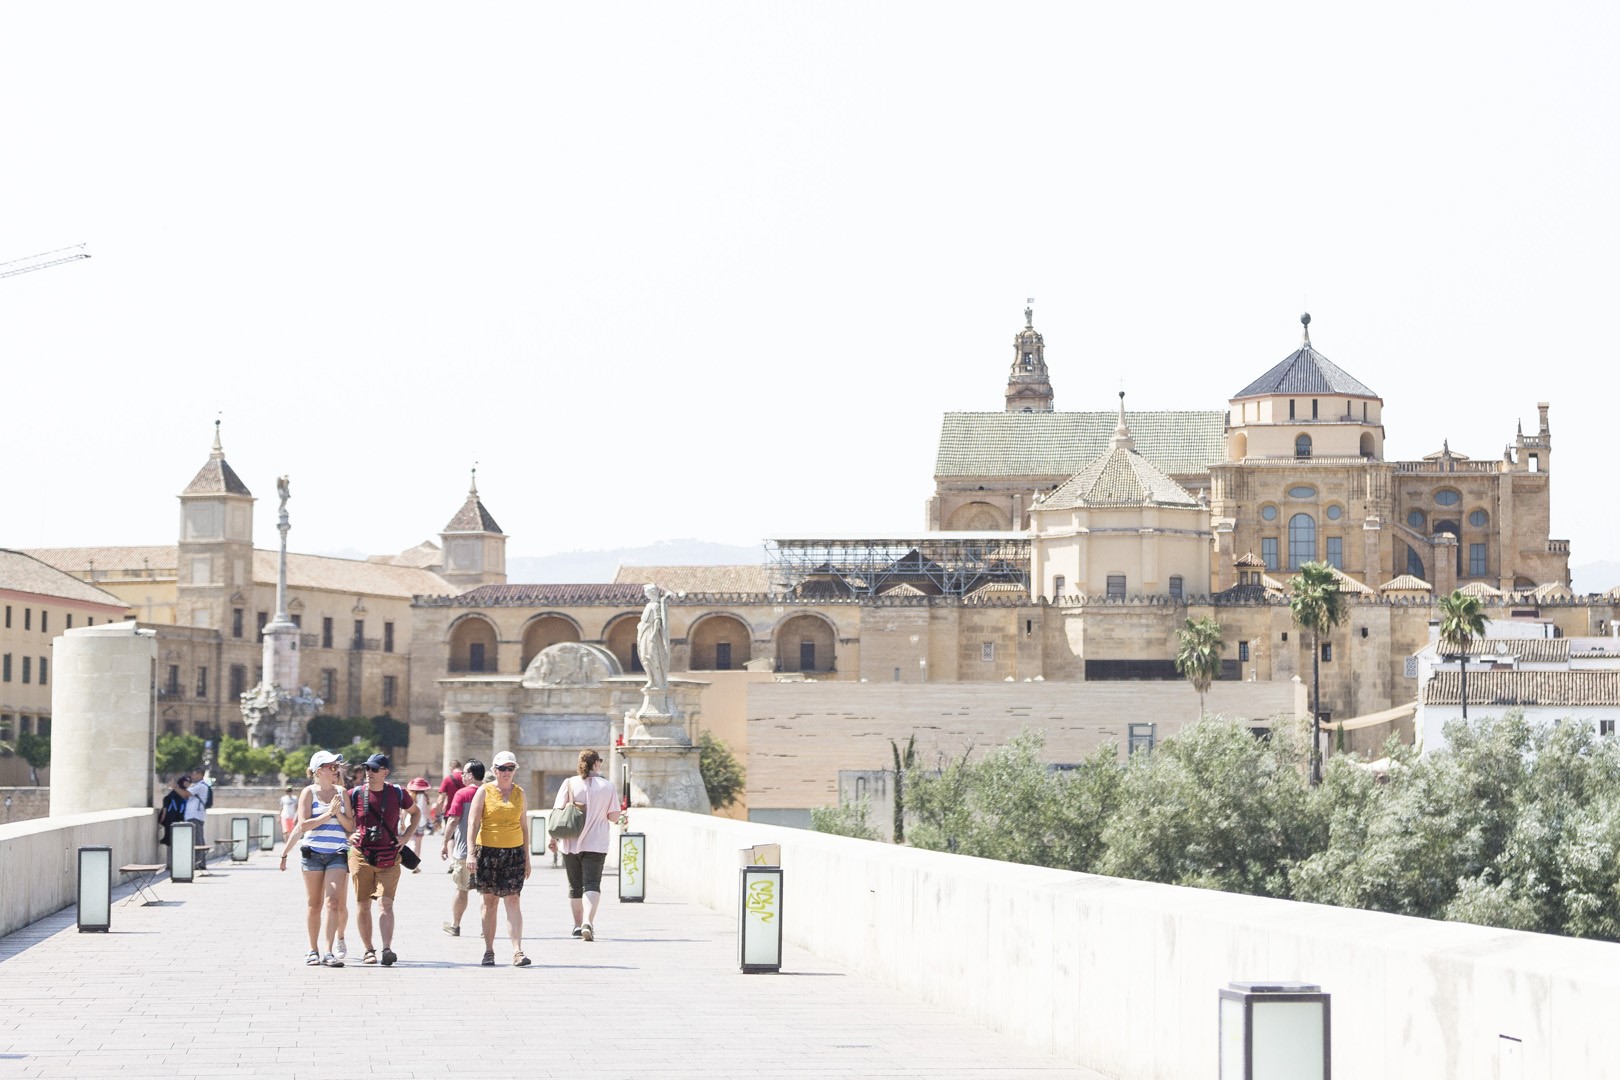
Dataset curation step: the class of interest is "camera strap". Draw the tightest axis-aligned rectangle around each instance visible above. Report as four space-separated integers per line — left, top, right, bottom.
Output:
359 784 401 846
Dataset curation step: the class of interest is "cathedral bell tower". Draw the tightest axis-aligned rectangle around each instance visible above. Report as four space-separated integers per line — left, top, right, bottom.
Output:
176 420 255 632
438 468 507 592
1004 302 1055 413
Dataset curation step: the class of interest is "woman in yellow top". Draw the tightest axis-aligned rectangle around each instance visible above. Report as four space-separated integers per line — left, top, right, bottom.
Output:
463 749 532 966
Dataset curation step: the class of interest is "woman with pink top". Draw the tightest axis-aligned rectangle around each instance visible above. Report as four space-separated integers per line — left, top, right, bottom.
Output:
549 748 622 941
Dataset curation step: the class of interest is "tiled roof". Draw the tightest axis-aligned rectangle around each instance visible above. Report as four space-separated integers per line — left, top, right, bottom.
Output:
1424 670 1620 707
1572 638 1620 659
444 494 502 534
0 549 128 607
1038 447 1200 511
1455 639 1570 663
437 583 648 607
182 458 252 496
1380 574 1432 592
368 541 443 569
1457 581 1503 598
934 411 1225 479
614 565 771 593
1234 552 1266 568
24 545 179 574
1232 343 1378 400
1327 566 1375 596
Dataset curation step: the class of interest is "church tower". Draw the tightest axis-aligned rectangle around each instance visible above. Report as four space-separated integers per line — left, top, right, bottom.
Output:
1004 303 1055 413
175 420 255 632
438 469 507 591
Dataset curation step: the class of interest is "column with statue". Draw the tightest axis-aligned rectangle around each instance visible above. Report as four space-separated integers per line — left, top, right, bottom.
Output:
617 584 710 813
241 476 324 749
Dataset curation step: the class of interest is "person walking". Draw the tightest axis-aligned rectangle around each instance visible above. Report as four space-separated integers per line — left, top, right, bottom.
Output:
407 777 432 862
278 750 354 967
549 749 622 942
463 750 531 967
279 785 298 840
184 767 213 870
438 759 484 938
348 753 418 967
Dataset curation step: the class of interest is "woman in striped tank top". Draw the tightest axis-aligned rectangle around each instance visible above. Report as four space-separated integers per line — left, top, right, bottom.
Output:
279 749 355 967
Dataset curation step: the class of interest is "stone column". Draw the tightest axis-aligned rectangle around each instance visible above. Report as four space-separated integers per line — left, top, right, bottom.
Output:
51 622 157 816
490 708 515 756
441 708 465 775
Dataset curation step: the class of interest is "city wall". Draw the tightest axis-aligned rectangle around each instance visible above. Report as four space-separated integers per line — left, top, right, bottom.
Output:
637 808 1620 1080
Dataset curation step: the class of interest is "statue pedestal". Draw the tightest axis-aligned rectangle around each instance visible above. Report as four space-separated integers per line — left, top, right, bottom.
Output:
618 741 709 815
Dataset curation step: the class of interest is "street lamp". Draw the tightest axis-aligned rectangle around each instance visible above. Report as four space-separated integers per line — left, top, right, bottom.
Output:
230 816 250 862
1218 981 1330 1079
738 864 784 973
169 820 196 883
618 831 646 902
77 846 112 932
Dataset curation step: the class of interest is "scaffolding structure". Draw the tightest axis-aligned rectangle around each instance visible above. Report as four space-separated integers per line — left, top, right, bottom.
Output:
765 534 1031 598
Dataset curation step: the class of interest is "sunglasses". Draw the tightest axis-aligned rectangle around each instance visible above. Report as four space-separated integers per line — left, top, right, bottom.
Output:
495 764 516 772
365 764 385 772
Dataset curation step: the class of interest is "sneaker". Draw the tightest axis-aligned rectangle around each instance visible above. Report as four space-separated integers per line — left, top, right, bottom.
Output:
442 922 460 937
480 950 496 966
334 939 347 962
305 950 321 966
571 926 583 938
321 953 344 968
581 924 594 942
380 948 397 967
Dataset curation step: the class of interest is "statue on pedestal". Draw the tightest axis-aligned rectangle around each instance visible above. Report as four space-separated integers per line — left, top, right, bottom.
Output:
633 583 677 723
240 474 323 750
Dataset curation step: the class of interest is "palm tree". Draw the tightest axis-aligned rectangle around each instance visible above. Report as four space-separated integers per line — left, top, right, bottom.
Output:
1437 590 1488 721
1174 616 1225 719
890 734 917 844
1289 562 1346 785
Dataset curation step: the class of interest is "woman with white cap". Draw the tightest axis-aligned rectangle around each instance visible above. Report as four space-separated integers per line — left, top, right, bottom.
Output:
463 750 532 966
279 750 355 967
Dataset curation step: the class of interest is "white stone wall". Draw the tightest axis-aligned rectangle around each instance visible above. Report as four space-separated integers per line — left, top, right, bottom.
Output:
635 808 1620 1080
0 808 158 937
50 622 156 817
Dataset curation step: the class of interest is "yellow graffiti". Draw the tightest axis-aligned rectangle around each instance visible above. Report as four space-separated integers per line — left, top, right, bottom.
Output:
621 840 640 885
745 879 776 922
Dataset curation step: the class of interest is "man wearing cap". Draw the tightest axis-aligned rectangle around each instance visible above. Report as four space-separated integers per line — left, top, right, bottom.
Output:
439 758 485 936
184 767 214 869
348 753 418 966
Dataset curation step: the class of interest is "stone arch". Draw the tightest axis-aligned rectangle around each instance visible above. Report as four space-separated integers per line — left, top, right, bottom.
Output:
1288 512 1316 570
1230 431 1247 460
1295 433 1313 459
1359 431 1375 457
520 614 582 670
774 612 837 674
1434 520 1462 575
688 612 753 671
448 613 499 674
602 613 640 673
946 501 1009 531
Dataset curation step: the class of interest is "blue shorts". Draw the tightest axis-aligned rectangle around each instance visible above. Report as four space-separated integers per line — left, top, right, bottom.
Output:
301 847 349 873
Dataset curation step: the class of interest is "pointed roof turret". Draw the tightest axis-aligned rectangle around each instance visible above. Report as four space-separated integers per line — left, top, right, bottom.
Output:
182 418 252 496
1004 300 1055 413
1039 395 1199 511
443 466 502 533
1231 313 1379 399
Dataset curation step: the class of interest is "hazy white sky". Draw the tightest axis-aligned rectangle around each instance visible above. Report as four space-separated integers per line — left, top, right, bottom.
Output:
4 3 1616 572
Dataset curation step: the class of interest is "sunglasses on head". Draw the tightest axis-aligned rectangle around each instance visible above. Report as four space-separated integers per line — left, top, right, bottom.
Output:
495 764 516 772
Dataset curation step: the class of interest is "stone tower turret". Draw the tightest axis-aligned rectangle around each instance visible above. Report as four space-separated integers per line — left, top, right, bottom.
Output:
175 420 255 633
1004 303 1055 413
439 468 507 591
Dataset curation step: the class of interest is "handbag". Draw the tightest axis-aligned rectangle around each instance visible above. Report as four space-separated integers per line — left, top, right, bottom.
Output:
548 780 586 838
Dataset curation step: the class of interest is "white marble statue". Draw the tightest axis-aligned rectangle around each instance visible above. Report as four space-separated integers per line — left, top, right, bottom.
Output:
636 584 671 691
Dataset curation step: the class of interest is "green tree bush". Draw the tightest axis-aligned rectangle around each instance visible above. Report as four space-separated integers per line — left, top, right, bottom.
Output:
217 736 284 784
811 798 881 840
14 731 51 785
697 730 745 811
155 733 205 778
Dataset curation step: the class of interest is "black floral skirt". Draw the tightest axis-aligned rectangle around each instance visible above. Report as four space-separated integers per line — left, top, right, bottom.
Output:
474 844 526 896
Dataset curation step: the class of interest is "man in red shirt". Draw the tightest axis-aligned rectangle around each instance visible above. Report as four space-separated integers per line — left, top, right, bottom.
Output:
434 761 464 832
439 759 485 937
348 754 418 967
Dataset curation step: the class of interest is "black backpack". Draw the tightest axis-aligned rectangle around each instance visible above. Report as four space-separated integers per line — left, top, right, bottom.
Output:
201 781 215 810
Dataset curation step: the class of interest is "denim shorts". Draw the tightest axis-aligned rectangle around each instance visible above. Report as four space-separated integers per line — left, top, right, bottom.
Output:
300 847 349 873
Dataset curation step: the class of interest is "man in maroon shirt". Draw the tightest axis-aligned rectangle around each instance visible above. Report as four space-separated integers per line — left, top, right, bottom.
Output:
348 753 418 967
434 761 464 833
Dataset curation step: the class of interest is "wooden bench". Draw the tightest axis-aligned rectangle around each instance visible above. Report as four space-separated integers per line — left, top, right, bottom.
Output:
118 863 165 906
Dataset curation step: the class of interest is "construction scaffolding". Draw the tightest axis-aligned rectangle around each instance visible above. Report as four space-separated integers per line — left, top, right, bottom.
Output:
765 534 1031 598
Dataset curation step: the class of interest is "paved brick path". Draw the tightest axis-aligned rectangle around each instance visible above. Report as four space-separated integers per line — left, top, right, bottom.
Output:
0 850 1106 1079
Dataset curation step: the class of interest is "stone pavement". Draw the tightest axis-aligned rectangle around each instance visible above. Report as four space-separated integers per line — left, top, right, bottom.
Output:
0 848 1108 1079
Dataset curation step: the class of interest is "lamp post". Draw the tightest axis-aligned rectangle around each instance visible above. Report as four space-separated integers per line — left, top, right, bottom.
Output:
738 864 784 973
230 816 250 862
618 831 646 902
169 820 196 883
529 812 547 857
77 846 112 932
1218 981 1330 1079
258 813 276 852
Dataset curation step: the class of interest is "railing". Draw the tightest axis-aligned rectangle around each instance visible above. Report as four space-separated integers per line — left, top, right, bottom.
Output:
1393 460 1501 474
1549 539 1570 555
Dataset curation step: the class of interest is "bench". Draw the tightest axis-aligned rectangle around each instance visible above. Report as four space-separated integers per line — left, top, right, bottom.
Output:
118 864 165 906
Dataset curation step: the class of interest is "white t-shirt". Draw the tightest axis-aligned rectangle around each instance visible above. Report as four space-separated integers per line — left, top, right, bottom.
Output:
553 774 617 856
279 793 297 819
185 780 211 823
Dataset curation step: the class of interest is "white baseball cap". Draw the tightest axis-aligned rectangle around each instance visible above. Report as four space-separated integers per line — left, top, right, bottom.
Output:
309 750 341 771
492 751 518 769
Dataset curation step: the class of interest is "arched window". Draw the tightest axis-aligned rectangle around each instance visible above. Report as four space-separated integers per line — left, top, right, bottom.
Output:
1406 545 1425 579
1295 434 1312 459
1169 575 1184 601
1288 513 1316 570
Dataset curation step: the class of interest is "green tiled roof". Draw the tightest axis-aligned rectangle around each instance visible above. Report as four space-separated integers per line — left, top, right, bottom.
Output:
934 411 1226 478
1040 447 1200 510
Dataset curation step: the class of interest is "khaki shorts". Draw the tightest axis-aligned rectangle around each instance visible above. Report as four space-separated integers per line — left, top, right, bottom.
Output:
449 860 473 892
349 849 402 902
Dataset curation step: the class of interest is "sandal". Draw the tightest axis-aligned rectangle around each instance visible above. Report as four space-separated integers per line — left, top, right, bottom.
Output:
481 950 496 966
321 953 344 968
305 950 320 966
513 952 531 967
361 949 378 965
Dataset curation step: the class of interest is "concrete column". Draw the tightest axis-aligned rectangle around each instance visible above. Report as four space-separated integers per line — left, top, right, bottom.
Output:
441 708 465 775
51 622 157 816
490 708 515 757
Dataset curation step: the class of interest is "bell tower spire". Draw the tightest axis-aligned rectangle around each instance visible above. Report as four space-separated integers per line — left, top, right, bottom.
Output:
1004 299 1055 413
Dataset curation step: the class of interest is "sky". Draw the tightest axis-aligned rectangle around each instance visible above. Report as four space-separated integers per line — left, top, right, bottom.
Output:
3 3 1616 576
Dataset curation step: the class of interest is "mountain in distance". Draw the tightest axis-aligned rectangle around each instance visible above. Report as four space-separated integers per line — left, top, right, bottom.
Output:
1571 561 1620 596
506 539 765 585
